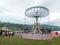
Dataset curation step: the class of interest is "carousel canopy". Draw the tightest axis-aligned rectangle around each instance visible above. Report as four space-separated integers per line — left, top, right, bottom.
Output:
25 6 49 18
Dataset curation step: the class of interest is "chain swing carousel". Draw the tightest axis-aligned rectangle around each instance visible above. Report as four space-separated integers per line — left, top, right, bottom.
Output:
22 6 54 40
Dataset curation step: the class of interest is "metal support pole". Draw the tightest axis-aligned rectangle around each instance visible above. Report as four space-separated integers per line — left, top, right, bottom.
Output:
35 17 38 31
36 17 38 27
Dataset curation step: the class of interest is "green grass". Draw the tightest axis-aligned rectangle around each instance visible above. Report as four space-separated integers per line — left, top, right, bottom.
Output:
0 36 60 45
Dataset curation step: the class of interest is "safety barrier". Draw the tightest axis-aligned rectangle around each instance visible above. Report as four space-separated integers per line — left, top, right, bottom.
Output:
22 33 53 40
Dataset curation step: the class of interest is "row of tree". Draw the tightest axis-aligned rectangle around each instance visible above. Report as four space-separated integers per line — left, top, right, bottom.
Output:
0 22 32 31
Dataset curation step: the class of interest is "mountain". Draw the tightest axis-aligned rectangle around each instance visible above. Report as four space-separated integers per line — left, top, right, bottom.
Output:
41 24 60 31
0 22 60 31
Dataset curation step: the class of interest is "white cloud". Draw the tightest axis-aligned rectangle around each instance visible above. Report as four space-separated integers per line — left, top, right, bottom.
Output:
0 0 60 26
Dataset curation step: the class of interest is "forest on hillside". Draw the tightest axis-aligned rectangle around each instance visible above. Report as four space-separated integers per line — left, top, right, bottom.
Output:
0 22 60 31
0 22 32 31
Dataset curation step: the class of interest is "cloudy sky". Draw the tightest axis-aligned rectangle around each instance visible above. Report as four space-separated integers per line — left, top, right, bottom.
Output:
0 0 60 26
